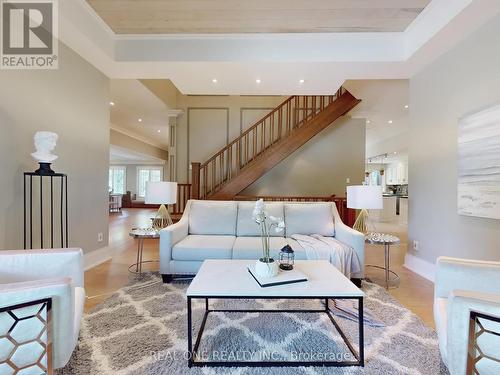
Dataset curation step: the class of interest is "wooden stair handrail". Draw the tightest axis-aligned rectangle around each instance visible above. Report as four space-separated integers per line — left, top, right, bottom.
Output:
192 87 355 199
200 90 343 169
200 95 295 168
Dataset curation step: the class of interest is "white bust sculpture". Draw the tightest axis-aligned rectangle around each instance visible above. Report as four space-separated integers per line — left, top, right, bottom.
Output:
31 131 58 163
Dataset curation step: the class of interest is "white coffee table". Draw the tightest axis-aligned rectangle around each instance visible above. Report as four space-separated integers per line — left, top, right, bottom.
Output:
186 259 365 368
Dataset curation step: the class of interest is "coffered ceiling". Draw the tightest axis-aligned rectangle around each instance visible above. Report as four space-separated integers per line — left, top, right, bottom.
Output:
60 1 500 95
86 0 430 34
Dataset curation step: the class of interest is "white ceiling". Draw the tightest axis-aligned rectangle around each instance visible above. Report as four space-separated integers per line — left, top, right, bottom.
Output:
110 145 165 164
345 79 409 146
59 0 500 95
110 79 171 149
86 0 430 34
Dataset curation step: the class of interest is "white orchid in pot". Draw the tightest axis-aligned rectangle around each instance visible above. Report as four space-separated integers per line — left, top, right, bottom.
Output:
252 199 286 278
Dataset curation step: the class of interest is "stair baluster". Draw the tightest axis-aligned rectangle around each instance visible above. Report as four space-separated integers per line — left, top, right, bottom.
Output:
191 87 359 199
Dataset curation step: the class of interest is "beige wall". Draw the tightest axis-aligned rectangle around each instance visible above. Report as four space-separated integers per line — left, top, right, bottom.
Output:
175 95 286 182
408 13 500 264
0 44 110 254
243 117 366 197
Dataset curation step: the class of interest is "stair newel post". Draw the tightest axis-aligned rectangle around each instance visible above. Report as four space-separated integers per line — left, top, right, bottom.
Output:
286 99 291 135
292 97 296 128
191 162 201 199
305 96 309 121
277 106 282 141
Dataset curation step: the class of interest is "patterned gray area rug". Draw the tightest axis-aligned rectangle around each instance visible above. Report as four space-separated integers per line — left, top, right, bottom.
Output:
58 273 448 375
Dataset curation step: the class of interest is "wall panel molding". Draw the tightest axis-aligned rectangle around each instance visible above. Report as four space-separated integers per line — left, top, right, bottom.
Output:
239 107 274 134
187 107 229 181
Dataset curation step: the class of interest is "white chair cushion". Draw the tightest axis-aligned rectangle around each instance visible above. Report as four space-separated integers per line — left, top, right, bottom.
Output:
73 287 85 344
434 297 448 366
172 235 235 261
232 237 288 260
284 203 335 237
236 202 285 237
0 278 75 369
189 200 238 235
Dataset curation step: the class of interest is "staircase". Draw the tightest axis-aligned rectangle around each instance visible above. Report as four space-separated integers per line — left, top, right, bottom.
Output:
191 87 360 200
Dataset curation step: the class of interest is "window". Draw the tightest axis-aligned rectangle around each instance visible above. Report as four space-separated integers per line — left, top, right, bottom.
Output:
137 166 163 198
109 166 126 194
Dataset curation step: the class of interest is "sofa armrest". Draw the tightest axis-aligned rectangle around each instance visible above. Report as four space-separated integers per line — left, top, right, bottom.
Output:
447 290 500 375
435 257 500 299
159 215 189 274
0 248 84 288
0 277 76 369
335 221 365 276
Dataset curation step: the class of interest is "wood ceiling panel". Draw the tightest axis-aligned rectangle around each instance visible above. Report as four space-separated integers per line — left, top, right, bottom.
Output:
86 0 431 34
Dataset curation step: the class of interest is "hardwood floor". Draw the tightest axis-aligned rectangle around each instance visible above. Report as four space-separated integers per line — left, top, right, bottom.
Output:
364 219 435 328
84 208 435 328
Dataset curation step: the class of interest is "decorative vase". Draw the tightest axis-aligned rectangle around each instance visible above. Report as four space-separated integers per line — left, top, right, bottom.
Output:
255 258 279 278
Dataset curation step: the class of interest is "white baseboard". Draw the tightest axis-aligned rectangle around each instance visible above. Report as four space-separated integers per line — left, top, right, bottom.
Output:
84 246 113 271
404 253 436 283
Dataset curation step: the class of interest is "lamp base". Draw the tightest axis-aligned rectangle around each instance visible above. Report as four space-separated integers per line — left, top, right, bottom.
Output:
353 209 369 235
152 204 173 230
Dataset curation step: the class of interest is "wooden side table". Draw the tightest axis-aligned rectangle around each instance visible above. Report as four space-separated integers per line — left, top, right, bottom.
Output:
365 232 400 289
128 228 160 277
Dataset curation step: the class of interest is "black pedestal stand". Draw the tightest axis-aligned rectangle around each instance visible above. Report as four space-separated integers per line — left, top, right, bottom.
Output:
24 163 68 249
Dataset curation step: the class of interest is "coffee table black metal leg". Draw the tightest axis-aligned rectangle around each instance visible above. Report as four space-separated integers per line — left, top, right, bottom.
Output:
187 296 193 368
359 297 364 366
187 296 364 367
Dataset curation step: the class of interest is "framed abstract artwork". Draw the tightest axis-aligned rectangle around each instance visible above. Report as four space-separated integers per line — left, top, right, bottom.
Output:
458 104 500 219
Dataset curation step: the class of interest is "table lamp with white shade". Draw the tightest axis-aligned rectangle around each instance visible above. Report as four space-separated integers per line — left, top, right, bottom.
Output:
145 181 177 230
347 185 383 234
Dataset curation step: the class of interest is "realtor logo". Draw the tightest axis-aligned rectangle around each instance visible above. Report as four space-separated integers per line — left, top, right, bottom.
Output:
1 0 58 69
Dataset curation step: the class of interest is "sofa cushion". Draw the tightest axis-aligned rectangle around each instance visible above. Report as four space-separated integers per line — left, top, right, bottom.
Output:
284 203 335 237
172 235 235 261
236 202 285 237
232 237 288 260
189 200 238 235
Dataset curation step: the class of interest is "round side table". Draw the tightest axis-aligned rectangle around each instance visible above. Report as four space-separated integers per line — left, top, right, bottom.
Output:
129 228 160 277
365 233 400 289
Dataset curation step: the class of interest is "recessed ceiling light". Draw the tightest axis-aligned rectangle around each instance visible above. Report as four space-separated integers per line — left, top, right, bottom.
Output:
256 79 261 84
138 118 143 122
404 105 409 109
157 130 161 133
388 120 393 124
394 151 397 154
212 78 217 83
366 120 371 124
109 102 115 106
299 79 305 84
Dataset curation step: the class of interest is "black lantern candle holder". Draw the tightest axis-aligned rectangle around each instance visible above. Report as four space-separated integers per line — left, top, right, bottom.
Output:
279 245 294 270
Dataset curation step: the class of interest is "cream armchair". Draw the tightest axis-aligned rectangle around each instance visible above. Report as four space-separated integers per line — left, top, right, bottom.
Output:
0 248 85 373
434 256 500 375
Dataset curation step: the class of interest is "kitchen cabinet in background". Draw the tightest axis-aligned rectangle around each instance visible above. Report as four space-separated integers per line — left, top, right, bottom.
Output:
385 161 408 185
